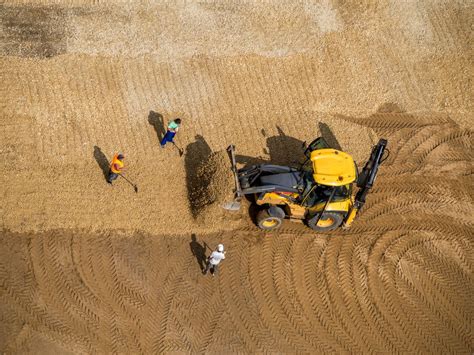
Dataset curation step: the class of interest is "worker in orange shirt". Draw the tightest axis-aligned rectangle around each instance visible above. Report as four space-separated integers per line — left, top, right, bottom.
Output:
107 153 124 184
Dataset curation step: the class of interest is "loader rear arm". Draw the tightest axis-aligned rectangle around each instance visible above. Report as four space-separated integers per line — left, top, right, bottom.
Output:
343 138 388 227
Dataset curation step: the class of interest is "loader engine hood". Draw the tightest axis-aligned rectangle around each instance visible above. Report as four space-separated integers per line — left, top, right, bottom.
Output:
258 172 302 190
310 149 357 186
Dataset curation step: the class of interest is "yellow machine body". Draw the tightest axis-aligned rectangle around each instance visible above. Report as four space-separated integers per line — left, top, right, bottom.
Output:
256 190 353 220
308 198 352 214
310 149 357 186
256 192 299 206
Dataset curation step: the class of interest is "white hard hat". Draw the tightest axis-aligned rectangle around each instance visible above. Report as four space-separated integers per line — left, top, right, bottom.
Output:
217 244 224 252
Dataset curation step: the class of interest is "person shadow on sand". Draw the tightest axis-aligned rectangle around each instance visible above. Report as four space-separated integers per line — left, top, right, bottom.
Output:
148 110 166 142
93 146 110 182
189 234 207 272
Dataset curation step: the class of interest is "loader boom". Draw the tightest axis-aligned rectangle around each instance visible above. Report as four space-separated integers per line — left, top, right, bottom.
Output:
222 145 243 211
227 145 243 198
343 138 387 227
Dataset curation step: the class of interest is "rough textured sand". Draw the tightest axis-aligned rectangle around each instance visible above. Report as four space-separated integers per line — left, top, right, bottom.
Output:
1 0 473 353
192 150 235 214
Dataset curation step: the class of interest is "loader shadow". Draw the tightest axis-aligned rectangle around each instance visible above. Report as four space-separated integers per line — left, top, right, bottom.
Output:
248 202 260 226
266 126 305 165
318 122 342 151
377 102 406 113
93 146 109 182
184 135 212 217
189 234 207 272
148 110 166 142
235 154 267 167
236 125 305 168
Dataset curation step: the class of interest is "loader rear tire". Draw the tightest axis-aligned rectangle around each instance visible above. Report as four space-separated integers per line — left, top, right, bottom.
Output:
257 209 283 231
307 212 343 232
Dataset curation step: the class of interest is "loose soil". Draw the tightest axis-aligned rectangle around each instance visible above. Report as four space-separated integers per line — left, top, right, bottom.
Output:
190 150 236 219
1 1 473 353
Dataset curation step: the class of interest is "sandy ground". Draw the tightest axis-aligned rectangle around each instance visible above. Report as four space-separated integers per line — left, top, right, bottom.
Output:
1 0 473 353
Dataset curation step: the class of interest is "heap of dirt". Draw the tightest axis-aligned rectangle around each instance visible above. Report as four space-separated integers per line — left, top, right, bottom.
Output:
189 150 237 220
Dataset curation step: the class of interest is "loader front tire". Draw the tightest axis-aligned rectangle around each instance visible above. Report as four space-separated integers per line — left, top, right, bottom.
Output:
257 209 283 231
307 212 343 232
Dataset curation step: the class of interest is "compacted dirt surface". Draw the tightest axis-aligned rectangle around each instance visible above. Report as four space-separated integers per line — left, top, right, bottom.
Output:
1 0 473 353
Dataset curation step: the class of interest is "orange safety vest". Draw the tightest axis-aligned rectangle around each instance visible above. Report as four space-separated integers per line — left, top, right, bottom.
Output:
110 154 124 174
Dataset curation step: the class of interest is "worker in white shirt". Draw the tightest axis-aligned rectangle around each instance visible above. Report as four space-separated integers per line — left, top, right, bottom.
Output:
203 244 226 276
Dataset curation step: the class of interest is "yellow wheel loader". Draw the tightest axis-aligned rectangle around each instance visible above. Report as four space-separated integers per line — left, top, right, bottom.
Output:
225 137 388 232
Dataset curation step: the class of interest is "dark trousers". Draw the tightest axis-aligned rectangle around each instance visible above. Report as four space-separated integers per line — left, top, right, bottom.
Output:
107 170 118 183
160 130 176 146
204 261 219 275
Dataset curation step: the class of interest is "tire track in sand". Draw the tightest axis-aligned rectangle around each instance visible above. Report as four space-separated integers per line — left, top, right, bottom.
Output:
1 114 472 352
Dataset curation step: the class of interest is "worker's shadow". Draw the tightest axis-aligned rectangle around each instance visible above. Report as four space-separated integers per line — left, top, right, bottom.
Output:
189 234 208 272
184 135 212 217
148 110 166 142
93 146 109 182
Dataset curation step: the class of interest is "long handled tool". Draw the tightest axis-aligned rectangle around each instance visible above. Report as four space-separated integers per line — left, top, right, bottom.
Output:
118 174 138 193
204 242 212 253
172 141 184 157
204 242 226 255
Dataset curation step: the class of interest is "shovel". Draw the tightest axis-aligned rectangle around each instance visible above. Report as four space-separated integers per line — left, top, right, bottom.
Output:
172 141 184 157
119 174 139 193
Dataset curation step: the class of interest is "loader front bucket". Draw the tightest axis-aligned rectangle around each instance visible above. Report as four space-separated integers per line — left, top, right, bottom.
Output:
222 198 242 211
223 145 243 211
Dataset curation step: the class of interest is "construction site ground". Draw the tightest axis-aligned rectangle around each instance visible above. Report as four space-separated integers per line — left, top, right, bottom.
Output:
1 1 473 353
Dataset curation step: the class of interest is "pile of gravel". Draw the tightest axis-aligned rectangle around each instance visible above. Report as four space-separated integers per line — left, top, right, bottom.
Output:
190 150 235 217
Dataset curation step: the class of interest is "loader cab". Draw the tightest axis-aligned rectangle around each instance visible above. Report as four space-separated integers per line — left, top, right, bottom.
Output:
303 137 331 158
299 138 357 207
300 183 352 207
302 137 358 179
